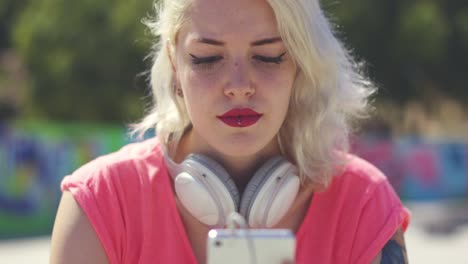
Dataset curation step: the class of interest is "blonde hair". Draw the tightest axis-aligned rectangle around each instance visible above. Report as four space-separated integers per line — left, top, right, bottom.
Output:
132 0 376 188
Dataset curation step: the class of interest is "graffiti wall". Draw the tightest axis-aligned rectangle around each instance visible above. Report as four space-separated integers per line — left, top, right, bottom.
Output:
352 137 468 200
0 122 467 238
0 122 130 238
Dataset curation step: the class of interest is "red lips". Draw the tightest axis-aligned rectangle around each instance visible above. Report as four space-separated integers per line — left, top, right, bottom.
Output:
218 108 263 128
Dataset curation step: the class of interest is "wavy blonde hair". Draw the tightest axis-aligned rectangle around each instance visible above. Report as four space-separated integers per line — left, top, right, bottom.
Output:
132 0 376 188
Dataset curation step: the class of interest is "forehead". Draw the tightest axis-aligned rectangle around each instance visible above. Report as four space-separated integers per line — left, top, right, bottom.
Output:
180 0 279 42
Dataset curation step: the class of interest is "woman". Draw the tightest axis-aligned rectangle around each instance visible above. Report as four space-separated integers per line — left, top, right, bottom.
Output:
50 0 410 263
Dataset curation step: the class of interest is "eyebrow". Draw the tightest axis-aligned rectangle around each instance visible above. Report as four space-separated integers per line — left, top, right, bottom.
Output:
251 37 282 46
194 36 283 46
196 37 224 46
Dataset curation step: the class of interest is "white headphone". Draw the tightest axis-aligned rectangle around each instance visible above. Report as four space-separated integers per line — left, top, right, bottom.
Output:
164 152 300 228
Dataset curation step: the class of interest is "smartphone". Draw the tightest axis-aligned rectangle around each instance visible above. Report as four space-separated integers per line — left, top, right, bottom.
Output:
207 229 295 264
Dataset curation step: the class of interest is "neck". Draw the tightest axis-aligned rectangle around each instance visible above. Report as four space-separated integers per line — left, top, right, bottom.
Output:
216 153 267 193
173 128 281 193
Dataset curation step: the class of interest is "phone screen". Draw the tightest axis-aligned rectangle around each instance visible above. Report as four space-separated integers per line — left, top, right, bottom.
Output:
207 229 295 264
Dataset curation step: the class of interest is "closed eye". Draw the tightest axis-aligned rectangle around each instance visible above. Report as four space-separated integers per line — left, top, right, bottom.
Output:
190 54 223 64
253 52 287 64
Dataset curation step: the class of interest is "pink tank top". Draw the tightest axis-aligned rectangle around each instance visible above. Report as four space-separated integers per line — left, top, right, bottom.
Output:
61 138 410 264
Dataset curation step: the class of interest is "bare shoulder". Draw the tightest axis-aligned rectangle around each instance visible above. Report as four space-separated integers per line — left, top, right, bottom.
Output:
370 227 408 264
50 191 109 264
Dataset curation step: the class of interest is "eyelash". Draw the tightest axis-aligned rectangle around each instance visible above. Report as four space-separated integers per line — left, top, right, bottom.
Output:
190 52 287 65
253 52 287 64
190 54 223 64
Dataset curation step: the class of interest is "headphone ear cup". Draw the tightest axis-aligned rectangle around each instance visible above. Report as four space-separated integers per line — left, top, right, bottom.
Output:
188 154 241 208
174 154 240 227
239 157 300 228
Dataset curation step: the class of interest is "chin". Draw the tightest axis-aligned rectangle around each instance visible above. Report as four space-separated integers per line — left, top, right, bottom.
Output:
222 145 262 158
214 135 275 158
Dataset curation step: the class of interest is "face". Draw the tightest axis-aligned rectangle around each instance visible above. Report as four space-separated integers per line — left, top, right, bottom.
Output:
172 0 297 158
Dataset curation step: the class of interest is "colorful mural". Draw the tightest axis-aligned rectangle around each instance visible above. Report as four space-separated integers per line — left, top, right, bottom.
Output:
352 138 468 200
0 122 467 238
0 122 130 238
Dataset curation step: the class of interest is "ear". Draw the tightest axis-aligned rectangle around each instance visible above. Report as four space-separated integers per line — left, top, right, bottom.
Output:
166 39 177 73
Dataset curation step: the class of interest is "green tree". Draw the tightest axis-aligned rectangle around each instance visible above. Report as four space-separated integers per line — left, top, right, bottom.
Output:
13 0 154 122
0 1 30 49
322 0 467 104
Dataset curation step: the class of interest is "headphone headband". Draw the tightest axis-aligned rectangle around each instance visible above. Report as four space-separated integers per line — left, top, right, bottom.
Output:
161 145 300 228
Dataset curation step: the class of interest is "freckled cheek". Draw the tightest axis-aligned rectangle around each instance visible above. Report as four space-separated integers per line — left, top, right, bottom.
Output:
256 72 295 118
183 90 212 125
255 71 295 96
180 71 221 119
183 69 223 92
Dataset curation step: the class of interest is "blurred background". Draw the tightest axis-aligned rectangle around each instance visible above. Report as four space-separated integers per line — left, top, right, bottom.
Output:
0 0 467 263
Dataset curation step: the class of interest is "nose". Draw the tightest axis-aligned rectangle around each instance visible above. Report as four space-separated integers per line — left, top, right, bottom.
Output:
223 60 255 98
